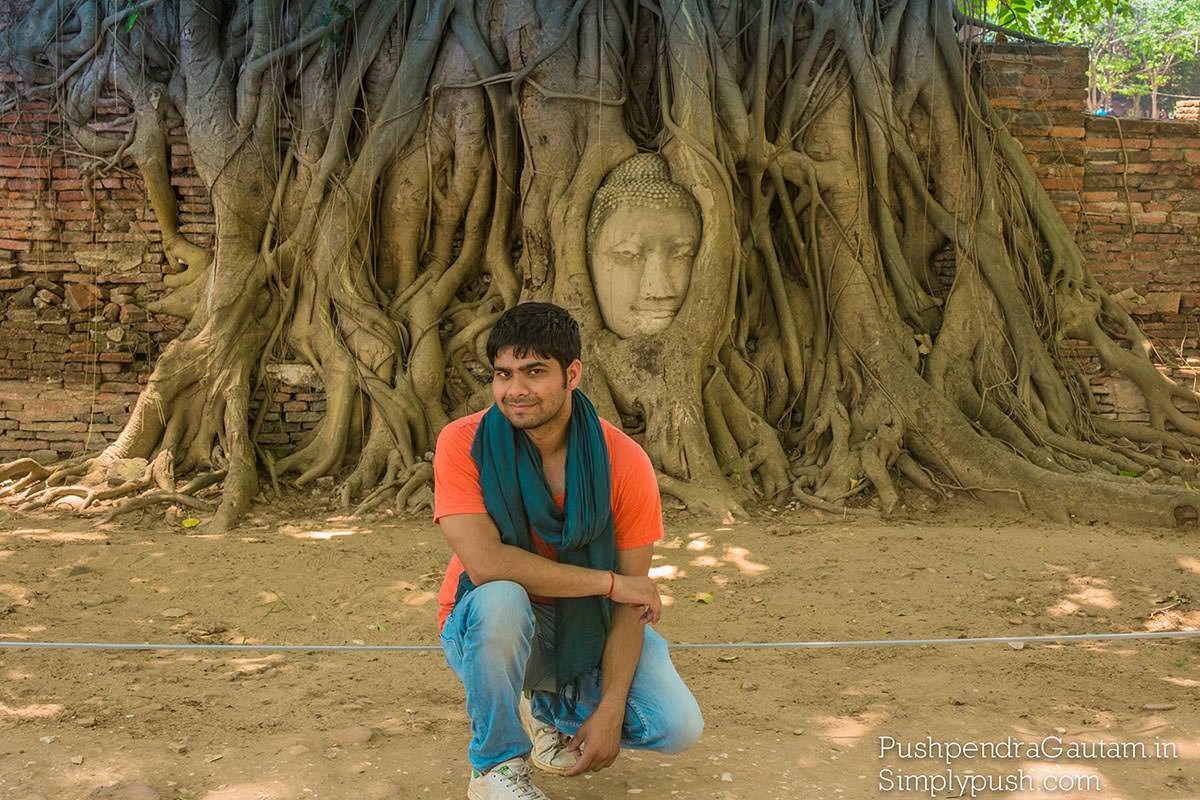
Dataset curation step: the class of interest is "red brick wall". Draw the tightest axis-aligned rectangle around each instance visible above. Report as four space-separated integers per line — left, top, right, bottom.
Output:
0 374 323 459
0 70 320 458
1079 116 1200 332
983 43 1090 230
2 44 1199 457
982 43 1200 422
1077 116 1200 422
0 383 127 459
985 45 1200 324
0 73 194 389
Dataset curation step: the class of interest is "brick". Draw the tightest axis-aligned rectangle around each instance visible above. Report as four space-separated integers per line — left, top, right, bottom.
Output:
0 439 52 451
1047 126 1085 139
98 382 142 393
256 433 291 445
1133 212 1168 225
37 430 91 442
1152 137 1200 149
1041 178 1079 191
18 420 87 432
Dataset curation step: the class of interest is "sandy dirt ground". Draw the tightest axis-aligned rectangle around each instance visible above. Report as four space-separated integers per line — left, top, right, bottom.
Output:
1 493 1198 800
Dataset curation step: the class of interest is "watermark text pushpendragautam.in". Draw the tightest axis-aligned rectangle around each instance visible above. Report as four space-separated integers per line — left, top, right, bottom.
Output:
878 734 1178 764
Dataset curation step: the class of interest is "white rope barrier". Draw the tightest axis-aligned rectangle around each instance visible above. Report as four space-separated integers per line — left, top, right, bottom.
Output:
1 629 1197 653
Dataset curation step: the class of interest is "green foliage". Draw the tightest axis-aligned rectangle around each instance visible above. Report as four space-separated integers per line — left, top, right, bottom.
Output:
958 0 1129 42
124 0 144 32
1083 0 1200 106
963 0 1200 112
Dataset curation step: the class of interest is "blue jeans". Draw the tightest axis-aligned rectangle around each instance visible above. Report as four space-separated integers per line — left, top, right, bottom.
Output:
440 580 704 771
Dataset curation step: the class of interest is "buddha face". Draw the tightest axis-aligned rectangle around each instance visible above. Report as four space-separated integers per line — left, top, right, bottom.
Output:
590 204 700 338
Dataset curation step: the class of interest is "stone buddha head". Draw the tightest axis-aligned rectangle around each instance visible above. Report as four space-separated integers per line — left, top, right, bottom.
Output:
587 153 701 338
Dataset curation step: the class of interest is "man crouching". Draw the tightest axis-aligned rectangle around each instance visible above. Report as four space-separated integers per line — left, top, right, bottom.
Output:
433 302 704 800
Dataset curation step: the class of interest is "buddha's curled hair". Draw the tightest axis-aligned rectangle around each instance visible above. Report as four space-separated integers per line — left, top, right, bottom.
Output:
586 153 701 247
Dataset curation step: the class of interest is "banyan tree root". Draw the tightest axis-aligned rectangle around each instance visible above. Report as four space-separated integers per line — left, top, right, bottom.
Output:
2 1 1200 530
99 492 217 525
93 469 229 526
0 459 49 484
790 485 877 517
9 449 176 512
395 463 435 513
351 461 433 517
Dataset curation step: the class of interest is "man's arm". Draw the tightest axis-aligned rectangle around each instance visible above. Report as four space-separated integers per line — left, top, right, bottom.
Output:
438 513 661 614
564 543 654 776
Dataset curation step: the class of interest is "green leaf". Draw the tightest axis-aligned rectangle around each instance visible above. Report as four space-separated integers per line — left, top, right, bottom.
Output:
126 10 140 31
997 0 1033 30
693 592 714 604
181 518 201 528
1118 469 1138 477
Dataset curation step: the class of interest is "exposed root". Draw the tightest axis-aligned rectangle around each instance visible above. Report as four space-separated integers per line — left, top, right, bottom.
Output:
657 472 745 522
181 471 227 494
99 492 217 525
790 484 876 517
0 459 50 483
340 436 403 510
894 453 945 498
82 480 153 509
394 462 434 512
0 473 46 500
351 459 432 517
0 454 90 499
19 485 89 512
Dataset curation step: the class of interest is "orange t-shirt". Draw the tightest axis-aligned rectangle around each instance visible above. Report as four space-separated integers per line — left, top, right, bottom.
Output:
433 408 664 631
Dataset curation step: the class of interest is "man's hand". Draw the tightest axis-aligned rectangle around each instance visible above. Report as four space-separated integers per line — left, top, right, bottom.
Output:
609 573 661 624
563 704 623 776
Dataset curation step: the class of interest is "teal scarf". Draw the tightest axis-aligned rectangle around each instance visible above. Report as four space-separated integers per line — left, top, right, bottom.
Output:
456 389 615 690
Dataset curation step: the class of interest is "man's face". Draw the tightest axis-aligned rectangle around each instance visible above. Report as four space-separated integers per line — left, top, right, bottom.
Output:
491 348 582 431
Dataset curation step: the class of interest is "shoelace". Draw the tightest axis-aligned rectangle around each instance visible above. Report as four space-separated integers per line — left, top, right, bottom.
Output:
496 765 546 800
534 730 569 754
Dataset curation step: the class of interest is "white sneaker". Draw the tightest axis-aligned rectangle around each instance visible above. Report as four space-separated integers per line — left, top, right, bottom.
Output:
467 757 550 800
519 693 578 776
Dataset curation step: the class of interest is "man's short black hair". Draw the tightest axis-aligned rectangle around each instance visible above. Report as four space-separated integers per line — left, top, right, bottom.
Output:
486 302 582 373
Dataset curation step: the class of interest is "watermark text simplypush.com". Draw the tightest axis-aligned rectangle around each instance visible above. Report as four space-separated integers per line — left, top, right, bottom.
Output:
877 735 1179 797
